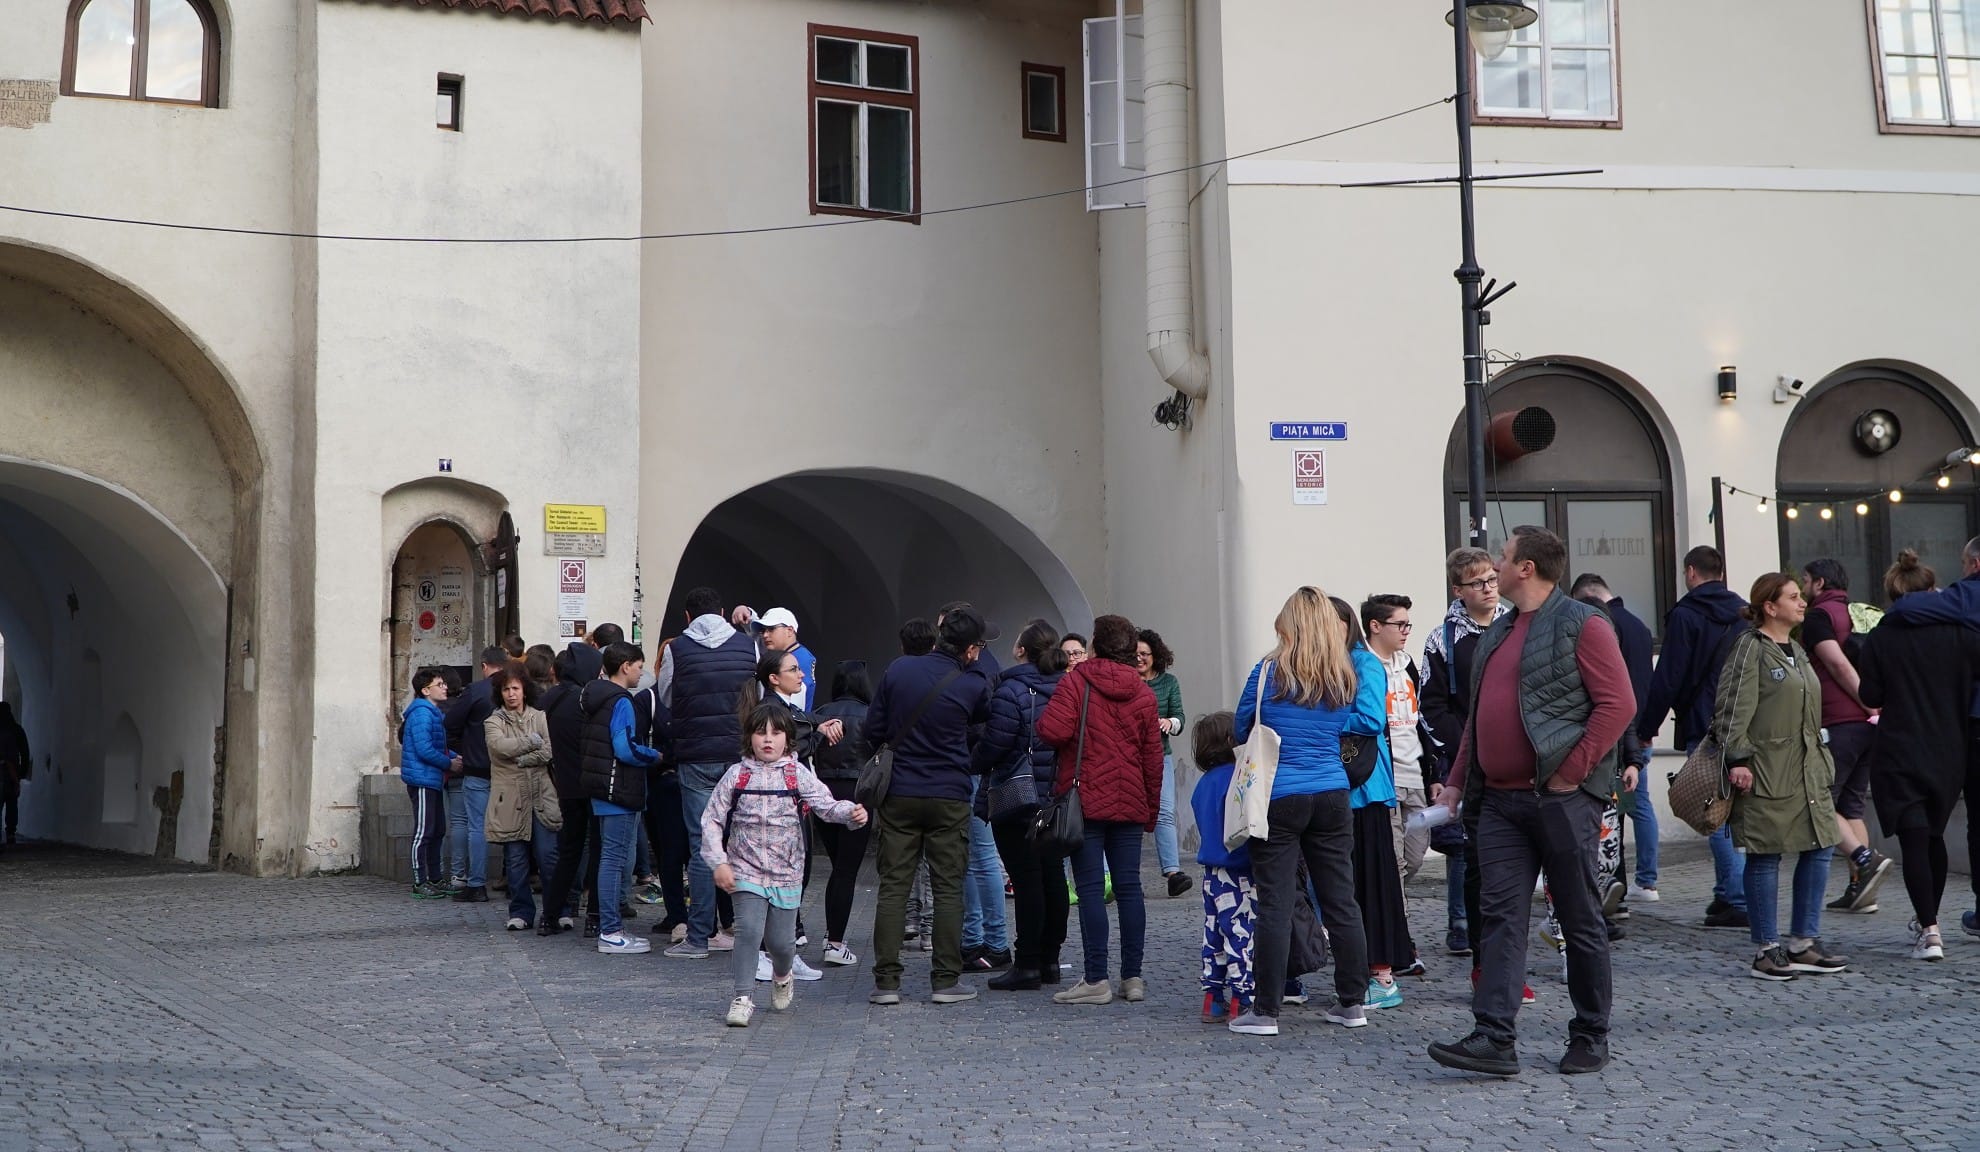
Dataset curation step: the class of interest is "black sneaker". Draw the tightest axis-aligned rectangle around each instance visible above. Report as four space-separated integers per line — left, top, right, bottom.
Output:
1445 926 1472 956
1605 919 1626 942
1749 945 1798 981
583 914 600 939
1166 871 1195 898
1428 1031 1519 1077
1558 1035 1610 1075
1826 878 1863 912
1704 904 1750 928
1853 853 1894 910
1784 940 1849 973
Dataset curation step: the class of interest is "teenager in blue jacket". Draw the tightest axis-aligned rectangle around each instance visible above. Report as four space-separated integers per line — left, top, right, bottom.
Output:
401 668 459 898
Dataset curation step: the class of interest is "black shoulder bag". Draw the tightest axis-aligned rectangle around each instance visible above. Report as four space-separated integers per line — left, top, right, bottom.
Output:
1028 684 1089 856
854 667 965 808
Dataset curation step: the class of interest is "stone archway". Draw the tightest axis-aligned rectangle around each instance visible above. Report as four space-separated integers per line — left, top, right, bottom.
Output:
0 243 266 868
664 469 1093 680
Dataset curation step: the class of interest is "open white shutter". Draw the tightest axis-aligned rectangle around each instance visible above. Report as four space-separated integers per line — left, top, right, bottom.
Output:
1082 15 1145 211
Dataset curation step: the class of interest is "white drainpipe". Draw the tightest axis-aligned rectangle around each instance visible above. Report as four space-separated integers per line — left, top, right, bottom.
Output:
1143 0 1210 401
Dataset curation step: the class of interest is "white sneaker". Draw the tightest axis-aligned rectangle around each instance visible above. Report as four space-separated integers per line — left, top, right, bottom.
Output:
597 933 650 955
1910 920 1945 962
791 954 824 981
709 931 736 952
771 976 794 1010
670 923 688 944
756 952 775 982
726 995 755 1027
823 942 858 967
1629 884 1660 903
1539 917 1565 953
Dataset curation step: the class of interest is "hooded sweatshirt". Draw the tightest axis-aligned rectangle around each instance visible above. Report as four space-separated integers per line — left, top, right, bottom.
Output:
539 642 602 798
1638 580 1748 749
660 614 760 765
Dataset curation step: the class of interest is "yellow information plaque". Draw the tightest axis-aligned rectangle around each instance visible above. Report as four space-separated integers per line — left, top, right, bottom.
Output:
544 504 607 534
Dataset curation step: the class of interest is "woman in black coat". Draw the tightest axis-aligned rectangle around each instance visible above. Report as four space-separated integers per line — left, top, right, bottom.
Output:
1855 551 1980 961
971 619 1069 990
812 662 875 966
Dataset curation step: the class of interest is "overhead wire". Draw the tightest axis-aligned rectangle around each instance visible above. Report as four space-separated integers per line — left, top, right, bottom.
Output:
0 96 1460 245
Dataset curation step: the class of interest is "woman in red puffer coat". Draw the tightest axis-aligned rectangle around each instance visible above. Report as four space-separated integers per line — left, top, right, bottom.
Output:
1037 613 1164 1006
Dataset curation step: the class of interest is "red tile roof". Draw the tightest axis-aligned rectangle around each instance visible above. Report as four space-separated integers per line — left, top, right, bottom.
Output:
364 0 648 27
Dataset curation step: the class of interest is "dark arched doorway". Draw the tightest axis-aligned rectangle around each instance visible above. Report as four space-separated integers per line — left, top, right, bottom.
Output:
1444 360 1677 634
664 470 1092 682
1777 363 1977 602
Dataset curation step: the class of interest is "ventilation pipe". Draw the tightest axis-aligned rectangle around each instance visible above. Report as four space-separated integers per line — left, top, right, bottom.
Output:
1143 0 1210 401
1488 406 1558 463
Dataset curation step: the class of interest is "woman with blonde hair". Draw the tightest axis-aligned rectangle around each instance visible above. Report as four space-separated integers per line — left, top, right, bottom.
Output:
1226 587 1387 1036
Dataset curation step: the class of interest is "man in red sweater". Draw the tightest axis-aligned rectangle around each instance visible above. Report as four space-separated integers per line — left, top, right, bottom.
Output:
1427 526 1633 1078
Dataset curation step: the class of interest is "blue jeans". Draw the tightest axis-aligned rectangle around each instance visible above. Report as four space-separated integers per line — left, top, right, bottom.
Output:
1069 820 1145 983
595 811 639 937
444 780 467 882
1154 754 1182 875
502 817 559 924
1687 740 1744 908
962 806 1009 953
680 762 727 947
449 777 490 887
1744 847 1833 947
1445 848 1468 930
1627 760 1659 888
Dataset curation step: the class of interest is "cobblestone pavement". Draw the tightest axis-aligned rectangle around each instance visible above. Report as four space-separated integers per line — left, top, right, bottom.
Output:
2 839 1975 1152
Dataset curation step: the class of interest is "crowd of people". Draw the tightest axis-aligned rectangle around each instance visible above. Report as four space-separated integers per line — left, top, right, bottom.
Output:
395 527 1980 1074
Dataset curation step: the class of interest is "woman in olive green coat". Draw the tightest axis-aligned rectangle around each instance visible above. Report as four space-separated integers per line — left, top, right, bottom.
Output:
1712 572 1842 982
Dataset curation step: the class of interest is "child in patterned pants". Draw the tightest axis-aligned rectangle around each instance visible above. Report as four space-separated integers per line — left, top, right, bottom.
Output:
1187 712 1252 1022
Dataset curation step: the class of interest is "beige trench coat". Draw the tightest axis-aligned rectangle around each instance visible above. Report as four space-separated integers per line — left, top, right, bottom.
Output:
484 706 560 843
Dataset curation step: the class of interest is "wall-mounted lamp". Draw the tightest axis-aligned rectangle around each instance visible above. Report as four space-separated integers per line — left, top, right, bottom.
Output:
1717 367 1738 403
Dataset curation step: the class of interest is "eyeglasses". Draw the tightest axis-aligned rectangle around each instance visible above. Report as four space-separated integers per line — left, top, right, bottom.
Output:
1135 651 1152 661
1459 577 1500 591
1377 619 1413 633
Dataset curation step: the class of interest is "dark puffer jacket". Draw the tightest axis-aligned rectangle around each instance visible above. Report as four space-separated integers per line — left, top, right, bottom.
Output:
1037 657 1161 828
971 662 1063 818
810 698 871 781
539 642 602 798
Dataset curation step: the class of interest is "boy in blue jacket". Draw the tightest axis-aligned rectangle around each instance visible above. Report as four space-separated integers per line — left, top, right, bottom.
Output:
401 668 460 898
1189 712 1251 1022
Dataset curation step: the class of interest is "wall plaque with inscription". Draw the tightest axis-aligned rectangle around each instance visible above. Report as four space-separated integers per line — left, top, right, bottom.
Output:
0 80 56 130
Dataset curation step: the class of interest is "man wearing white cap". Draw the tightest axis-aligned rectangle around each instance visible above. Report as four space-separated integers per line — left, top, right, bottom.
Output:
742 607 816 711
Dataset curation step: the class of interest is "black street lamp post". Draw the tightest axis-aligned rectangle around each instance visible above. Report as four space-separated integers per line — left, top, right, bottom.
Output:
1446 1 1537 550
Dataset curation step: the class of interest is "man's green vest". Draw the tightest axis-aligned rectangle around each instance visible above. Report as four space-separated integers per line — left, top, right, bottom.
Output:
1461 586 1619 803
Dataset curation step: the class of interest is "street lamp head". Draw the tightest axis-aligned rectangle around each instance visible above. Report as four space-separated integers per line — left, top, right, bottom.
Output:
1447 1 1539 62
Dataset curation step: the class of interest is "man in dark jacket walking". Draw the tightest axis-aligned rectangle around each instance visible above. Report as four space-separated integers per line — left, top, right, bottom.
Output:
864 608 994 1005
1637 546 1749 926
444 645 507 900
656 587 758 959
1569 573 1658 900
539 642 603 934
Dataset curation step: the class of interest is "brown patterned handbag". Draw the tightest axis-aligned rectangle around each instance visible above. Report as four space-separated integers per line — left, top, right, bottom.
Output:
1666 737 1733 836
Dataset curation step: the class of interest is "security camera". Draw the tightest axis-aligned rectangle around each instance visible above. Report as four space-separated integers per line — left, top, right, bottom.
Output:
1774 375 1808 404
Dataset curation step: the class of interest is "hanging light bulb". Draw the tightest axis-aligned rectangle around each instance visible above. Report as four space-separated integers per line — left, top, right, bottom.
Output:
1856 502 1871 516
1757 498 1769 513
1967 449 1980 466
1890 488 1905 503
1820 506 1834 520
1785 504 1800 519
1940 473 1954 489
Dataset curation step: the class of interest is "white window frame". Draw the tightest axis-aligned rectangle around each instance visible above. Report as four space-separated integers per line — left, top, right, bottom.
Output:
809 26 919 219
1474 0 1622 126
1868 0 1980 133
1082 12 1146 211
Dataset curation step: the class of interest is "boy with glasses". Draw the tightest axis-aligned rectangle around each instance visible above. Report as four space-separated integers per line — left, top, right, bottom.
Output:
1363 596 1431 885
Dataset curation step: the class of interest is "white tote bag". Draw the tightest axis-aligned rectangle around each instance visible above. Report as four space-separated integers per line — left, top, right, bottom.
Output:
1223 662 1281 849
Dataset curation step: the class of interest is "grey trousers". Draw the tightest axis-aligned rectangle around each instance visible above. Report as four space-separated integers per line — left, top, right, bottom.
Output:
1473 787 1611 1048
731 891 798 998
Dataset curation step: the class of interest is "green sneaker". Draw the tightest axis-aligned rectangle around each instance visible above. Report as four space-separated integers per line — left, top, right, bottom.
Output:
412 880 449 900
1104 874 1115 904
1067 879 1079 906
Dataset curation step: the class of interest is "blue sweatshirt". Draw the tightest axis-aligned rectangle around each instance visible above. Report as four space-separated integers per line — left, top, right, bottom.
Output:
1233 657 1386 799
595 695 660 815
399 697 452 790
1347 646 1397 811
1191 761 1249 870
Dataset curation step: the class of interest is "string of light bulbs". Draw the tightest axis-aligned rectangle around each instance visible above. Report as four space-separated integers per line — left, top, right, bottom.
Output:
1718 445 1980 522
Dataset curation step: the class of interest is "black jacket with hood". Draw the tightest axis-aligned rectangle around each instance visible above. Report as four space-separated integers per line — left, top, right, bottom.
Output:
1639 580 1748 750
539 641 603 799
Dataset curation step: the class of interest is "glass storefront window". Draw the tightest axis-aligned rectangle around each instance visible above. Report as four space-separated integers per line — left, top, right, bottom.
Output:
1566 499 1658 638
1891 501 1970 589
1785 510 1875 605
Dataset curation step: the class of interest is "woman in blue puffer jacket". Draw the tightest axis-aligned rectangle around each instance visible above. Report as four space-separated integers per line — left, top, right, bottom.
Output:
972 619 1068 991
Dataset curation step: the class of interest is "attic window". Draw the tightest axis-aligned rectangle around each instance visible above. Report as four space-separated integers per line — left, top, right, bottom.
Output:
437 74 463 131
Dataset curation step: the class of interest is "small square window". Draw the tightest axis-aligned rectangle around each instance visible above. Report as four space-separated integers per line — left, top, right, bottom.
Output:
1022 63 1066 142
437 74 463 131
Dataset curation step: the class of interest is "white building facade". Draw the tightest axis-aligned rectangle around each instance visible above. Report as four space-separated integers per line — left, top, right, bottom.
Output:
2 0 1974 872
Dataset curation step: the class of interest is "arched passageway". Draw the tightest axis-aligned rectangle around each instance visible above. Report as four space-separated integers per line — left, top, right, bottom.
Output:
665 470 1092 678
0 461 228 861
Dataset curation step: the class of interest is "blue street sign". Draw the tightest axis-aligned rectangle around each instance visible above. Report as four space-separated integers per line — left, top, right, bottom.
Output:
1269 422 1348 441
